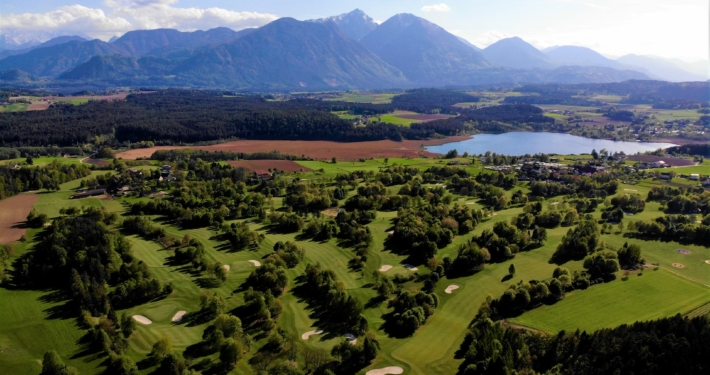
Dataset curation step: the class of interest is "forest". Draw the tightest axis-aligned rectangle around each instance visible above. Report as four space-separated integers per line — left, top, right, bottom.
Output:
0 90 558 147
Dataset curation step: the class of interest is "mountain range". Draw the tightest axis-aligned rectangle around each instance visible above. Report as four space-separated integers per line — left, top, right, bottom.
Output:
0 9 705 89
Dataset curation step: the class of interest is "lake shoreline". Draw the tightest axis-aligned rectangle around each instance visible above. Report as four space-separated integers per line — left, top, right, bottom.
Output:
425 132 677 156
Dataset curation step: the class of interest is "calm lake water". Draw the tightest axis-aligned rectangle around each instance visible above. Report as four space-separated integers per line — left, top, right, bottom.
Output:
425 132 677 156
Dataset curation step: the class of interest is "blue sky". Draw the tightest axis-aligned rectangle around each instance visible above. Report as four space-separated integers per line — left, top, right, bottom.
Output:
1 0 707 61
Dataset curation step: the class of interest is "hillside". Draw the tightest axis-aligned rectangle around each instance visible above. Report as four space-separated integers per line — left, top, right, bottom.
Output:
482 37 556 69
360 13 491 84
308 9 378 40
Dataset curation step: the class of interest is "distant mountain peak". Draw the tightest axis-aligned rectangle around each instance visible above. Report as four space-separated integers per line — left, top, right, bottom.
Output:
307 9 378 40
482 36 555 70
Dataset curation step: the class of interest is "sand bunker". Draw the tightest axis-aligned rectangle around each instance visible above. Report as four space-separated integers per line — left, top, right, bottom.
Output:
249 260 261 267
301 330 323 340
366 367 404 375
445 285 460 294
403 264 419 271
133 315 152 325
223 265 231 271
379 265 393 272
171 311 187 322
344 334 358 345
672 263 685 268
677 249 691 255
624 189 638 192
705 260 710 265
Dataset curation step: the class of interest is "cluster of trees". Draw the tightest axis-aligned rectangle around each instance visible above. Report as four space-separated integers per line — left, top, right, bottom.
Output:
391 203 484 262
0 244 13 284
246 258 290 296
514 202 579 229
602 193 645 222
391 88 479 114
458 314 710 375
385 290 439 337
0 161 92 199
551 215 600 263
475 221 547 262
15 209 171 374
283 183 338 214
529 174 618 199
268 211 305 233
628 214 710 246
299 263 369 336
221 222 264 251
647 186 709 214
129 178 266 229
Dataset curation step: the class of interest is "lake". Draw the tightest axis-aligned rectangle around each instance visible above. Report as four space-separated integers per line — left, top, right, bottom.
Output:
425 132 677 156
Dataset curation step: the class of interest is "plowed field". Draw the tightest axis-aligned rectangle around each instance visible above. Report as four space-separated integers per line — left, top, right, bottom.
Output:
0 194 39 243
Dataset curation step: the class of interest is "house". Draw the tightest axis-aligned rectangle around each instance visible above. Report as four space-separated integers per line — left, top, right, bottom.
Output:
660 173 671 180
70 189 106 199
652 161 666 168
689 174 699 181
257 173 272 181
703 179 710 187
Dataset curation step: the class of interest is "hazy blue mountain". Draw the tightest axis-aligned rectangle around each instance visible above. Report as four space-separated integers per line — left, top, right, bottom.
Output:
0 35 88 59
481 37 556 69
108 36 120 43
0 69 37 83
62 18 407 89
456 36 481 51
617 54 707 82
112 27 251 56
308 9 378 40
360 13 491 84
0 40 128 77
545 46 625 69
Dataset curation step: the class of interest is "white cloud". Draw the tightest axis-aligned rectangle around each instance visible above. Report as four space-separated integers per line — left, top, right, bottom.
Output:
473 30 511 47
421 4 451 12
0 1 278 41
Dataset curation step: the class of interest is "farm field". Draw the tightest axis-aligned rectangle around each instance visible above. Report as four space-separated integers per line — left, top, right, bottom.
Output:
325 92 398 104
0 194 39 243
1 152 709 375
378 111 453 126
114 136 471 161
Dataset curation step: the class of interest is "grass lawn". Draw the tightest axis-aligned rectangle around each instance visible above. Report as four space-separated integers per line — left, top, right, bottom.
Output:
326 93 397 104
509 269 710 333
0 103 29 112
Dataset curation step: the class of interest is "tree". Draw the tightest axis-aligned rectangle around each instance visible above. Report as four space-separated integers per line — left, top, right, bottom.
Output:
332 157 337 164
508 264 516 276
26 155 34 165
150 337 173 362
120 313 136 338
591 149 599 160
41 350 78 375
219 338 243 368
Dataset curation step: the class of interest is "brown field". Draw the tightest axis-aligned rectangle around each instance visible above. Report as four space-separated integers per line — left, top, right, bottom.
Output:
27 102 50 111
226 160 312 174
0 194 39 243
82 158 111 166
115 136 469 161
627 155 695 167
395 113 451 121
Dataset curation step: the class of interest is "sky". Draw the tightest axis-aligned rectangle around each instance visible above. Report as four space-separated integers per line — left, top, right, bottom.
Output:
0 0 707 61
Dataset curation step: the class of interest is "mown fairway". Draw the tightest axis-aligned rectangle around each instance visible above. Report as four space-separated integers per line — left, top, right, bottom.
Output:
1 155 709 375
